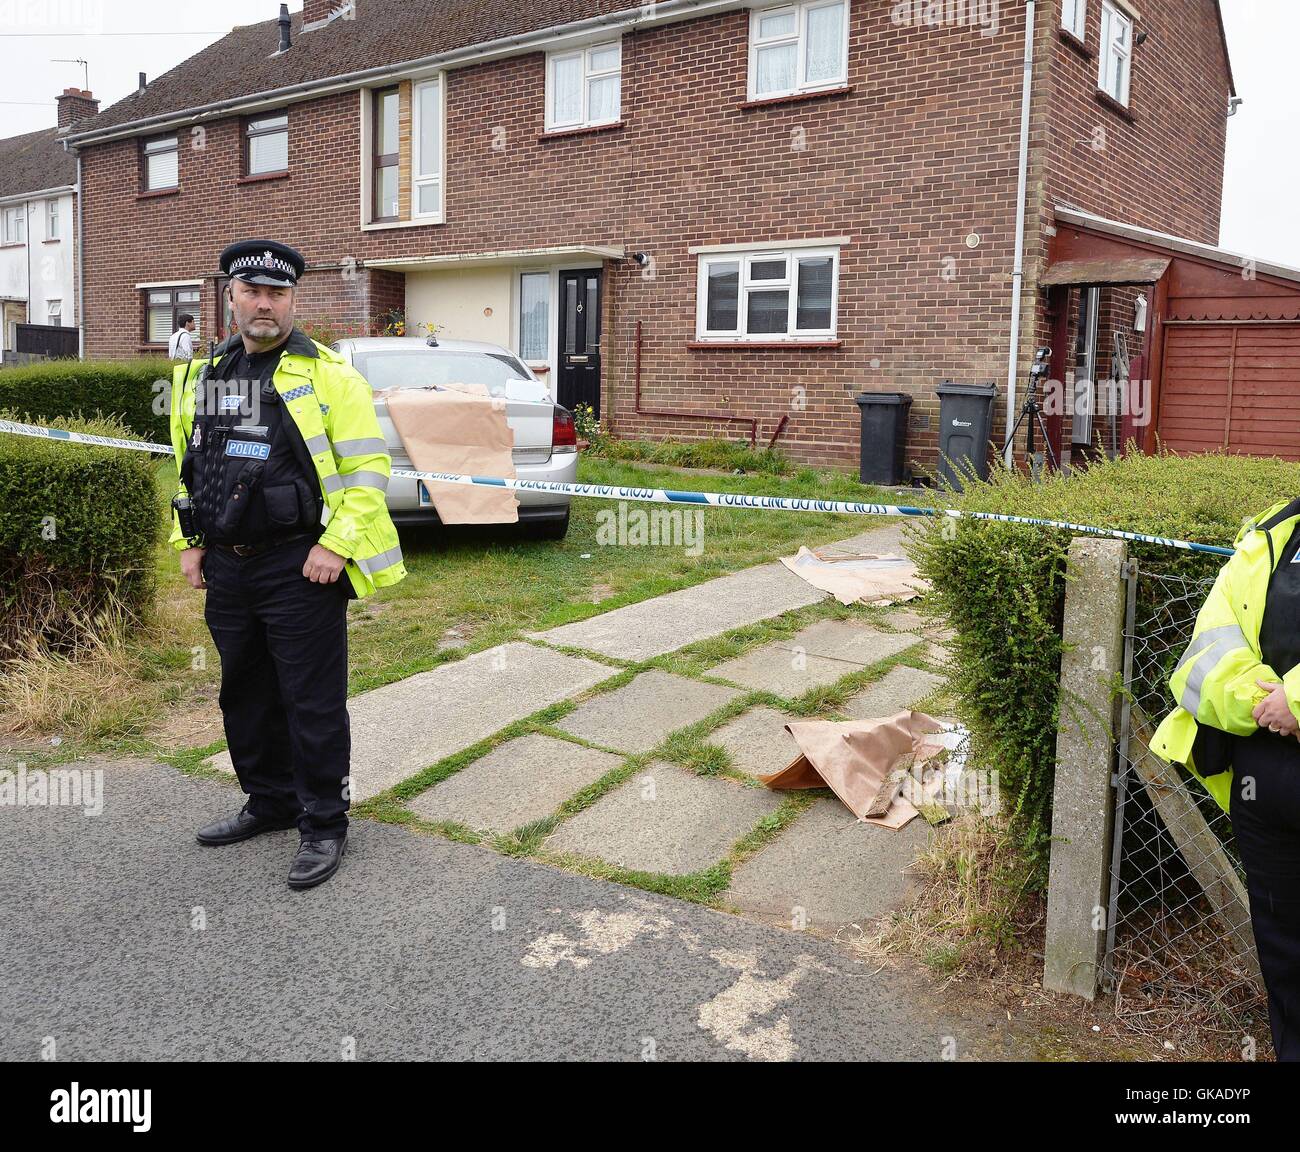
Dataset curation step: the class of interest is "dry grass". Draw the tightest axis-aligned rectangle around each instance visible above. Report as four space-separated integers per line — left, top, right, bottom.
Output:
0 602 151 739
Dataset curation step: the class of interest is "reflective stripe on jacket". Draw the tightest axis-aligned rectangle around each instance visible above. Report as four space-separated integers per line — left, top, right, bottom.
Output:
169 329 407 599
1151 498 1300 813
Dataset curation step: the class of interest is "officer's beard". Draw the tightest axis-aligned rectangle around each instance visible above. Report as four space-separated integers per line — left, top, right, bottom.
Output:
240 314 289 349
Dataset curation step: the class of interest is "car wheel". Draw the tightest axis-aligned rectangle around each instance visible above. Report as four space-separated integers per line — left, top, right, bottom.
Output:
524 508 571 541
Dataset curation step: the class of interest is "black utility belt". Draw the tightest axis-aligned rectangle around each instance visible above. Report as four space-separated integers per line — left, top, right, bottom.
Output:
209 533 317 558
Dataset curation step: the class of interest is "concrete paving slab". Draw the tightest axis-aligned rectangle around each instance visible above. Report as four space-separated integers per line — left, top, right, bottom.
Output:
555 670 741 754
206 642 614 802
844 666 947 720
530 563 824 661
529 524 906 661
775 619 921 664
405 734 623 833
725 798 932 931
707 646 869 697
709 707 801 779
709 622 918 696
544 762 782 875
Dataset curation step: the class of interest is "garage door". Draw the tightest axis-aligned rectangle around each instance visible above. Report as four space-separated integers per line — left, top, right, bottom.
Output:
1159 325 1300 459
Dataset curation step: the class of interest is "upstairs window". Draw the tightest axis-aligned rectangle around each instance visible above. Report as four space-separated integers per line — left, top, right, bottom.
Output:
412 77 443 219
749 1 848 100
1061 0 1087 41
696 246 839 342
546 40 621 131
1098 0 1133 105
371 85 400 221
2 205 25 245
142 134 178 191
245 111 289 175
46 198 60 240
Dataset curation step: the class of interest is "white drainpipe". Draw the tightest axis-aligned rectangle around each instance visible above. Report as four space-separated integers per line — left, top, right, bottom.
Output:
75 150 84 359
1004 0 1037 468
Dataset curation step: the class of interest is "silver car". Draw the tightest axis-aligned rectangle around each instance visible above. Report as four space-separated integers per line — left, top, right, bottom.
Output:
331 336 577 540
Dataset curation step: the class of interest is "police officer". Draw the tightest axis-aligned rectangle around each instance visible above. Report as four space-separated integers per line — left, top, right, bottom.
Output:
170 239 406 889
1154 497 1300 1060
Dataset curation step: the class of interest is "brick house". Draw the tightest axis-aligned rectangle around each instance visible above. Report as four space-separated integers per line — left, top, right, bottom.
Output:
64 0 1244 474
0 89 98 359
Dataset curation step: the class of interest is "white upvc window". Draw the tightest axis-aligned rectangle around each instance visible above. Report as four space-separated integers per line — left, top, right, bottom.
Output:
47 298 62 325
546 39 621 131
2 205 25 245
1061 0 1087 40
46 198 60 240
696 246 839 342
245 111 289 175
748 1 848 100
411 76 445 220
519 272 550 362
1098 0 1133 105
143 134 179 190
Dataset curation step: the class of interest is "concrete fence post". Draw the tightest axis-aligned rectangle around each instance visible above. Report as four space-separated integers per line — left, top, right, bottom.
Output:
1042 536 1128 1000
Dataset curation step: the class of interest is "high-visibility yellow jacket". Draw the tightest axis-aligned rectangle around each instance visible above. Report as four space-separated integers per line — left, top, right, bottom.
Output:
1151 498 1300 813
168 329 407 599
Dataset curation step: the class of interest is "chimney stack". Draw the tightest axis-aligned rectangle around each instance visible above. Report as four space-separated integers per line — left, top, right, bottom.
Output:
138 72 147 92
56 87 99 130
277 3 292 52
303 1 336 25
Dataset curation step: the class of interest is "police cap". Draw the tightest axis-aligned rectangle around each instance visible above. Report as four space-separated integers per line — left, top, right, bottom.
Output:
219 239 306 287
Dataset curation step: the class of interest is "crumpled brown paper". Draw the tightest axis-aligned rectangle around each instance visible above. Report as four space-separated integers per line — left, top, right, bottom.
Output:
779 547 929 606
760 710 946 828
383 384 518 524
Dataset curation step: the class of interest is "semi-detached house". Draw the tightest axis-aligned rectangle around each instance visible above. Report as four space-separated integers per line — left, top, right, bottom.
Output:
66 0 1266 473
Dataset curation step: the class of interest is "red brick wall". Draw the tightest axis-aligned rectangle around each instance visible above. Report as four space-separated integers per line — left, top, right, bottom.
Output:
77 1 1231 473
1044 0 1230 241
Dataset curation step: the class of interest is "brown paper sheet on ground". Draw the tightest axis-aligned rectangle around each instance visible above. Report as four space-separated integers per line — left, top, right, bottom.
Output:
760 710 945 828
779 547 929 606
383 385 518 524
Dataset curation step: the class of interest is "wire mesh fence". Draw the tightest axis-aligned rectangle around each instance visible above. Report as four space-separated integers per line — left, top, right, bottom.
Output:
1103 562 1269 1046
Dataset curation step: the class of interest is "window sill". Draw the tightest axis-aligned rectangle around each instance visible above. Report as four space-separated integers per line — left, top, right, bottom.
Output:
538 120 625 141
137 344 172 354
237 170 291 185
1058 28 1092 59
361 216 445 232
738 85 853 111
0 242 25 250
687 339 842 350
42 238 62 245
1094 89 1137 123
138 188 179 200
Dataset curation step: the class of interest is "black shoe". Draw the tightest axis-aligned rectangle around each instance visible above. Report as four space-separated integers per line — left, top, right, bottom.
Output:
195 806 299 846
287 834 347 890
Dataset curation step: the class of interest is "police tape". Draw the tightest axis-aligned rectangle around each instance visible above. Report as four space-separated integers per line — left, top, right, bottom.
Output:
0 417 1236 557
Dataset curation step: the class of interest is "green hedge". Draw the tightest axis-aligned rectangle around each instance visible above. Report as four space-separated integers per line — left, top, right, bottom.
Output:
905 450 1300 886
0 411 161 658
0 358 175 444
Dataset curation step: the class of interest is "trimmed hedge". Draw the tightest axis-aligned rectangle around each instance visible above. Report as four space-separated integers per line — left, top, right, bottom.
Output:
0 411 161 658
905 450 1300 886
0 358 174 444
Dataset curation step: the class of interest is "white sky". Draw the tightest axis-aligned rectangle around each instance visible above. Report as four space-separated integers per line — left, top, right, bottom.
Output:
0 1 1293 266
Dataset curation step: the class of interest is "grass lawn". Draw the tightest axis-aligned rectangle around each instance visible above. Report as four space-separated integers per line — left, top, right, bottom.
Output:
5 453 909 755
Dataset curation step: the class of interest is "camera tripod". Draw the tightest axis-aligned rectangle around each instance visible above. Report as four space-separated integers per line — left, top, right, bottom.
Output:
1002 346 1058 482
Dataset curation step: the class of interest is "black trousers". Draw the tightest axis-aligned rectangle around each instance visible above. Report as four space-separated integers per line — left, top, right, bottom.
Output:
203 537 352 839
1231 730 1300 1061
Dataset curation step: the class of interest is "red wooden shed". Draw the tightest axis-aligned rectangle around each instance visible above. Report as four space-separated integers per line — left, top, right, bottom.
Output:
1042 207 1300 464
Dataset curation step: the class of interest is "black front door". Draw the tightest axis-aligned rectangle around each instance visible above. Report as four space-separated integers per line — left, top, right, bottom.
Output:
557 268 602 419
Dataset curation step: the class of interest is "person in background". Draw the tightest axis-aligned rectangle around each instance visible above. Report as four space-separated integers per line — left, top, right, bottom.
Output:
169 313 196 360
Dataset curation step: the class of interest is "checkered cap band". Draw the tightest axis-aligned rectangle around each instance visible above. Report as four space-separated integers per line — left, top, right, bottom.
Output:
229 250 296 278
